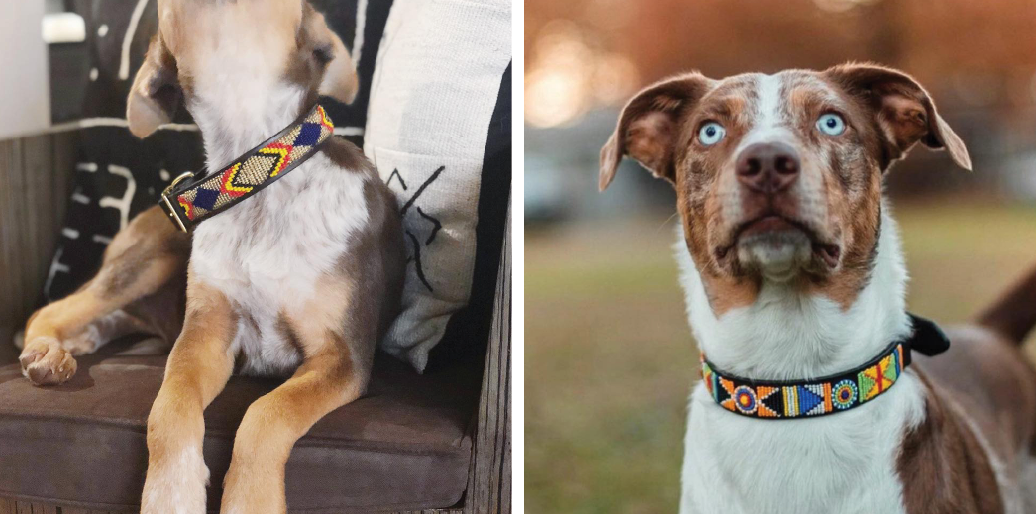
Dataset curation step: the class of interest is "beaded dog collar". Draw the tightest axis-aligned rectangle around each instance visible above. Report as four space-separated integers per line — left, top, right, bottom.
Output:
700 314 950 420
159 104 334 231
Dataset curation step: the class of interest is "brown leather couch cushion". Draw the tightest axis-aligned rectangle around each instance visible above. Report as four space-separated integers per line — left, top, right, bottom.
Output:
0 336 481 513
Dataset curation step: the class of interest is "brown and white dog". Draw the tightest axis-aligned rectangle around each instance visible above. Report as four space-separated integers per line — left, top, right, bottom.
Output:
16 1 404 513
601 63 1036 513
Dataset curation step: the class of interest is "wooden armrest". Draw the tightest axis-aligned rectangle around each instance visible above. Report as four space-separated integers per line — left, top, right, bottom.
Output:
466 195 511 514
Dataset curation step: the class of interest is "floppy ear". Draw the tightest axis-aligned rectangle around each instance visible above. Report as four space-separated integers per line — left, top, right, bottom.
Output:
824 63 971 171
302 4 359 104
126 36 180 138
600 73 714 191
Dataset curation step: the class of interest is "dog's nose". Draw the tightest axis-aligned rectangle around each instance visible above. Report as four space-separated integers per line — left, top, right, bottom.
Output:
736 142 800 193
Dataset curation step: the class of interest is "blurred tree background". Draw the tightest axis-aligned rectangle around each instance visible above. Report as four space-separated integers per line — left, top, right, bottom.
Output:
525 0 1036 512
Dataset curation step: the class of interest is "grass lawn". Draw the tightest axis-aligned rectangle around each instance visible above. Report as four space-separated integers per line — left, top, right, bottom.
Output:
525 202 1036 514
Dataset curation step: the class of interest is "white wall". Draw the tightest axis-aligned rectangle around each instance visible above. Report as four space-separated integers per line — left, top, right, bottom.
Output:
0 2 49 140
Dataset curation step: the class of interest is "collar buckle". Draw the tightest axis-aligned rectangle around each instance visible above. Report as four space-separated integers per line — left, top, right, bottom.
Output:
160 171 195 233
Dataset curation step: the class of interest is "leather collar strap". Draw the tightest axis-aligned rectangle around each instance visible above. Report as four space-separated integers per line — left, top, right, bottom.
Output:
159 104 334 231
700 313 950 420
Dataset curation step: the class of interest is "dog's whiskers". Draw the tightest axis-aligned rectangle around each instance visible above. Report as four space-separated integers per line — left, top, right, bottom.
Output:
656 211 680 233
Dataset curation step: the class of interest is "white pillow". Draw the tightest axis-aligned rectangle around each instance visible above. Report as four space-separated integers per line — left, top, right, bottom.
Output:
365 0 511 372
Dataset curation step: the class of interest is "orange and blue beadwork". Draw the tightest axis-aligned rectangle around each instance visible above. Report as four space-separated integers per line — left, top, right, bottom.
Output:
700 342 904 419
176 106 334 221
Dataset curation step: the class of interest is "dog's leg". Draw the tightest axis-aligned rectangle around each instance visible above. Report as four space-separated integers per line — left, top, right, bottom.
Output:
19 206 188 385
220 343 369 514
141 282 237 514
58 308 155 354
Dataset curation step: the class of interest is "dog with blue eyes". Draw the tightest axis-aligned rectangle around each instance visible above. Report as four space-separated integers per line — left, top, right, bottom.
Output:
601 63 1036 513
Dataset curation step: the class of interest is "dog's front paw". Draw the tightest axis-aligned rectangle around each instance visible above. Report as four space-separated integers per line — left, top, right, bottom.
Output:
141 447 210 514
19 337 77 386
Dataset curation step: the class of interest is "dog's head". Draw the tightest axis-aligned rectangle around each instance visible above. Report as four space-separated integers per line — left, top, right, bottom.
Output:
126 0 358 138
601 64 970 312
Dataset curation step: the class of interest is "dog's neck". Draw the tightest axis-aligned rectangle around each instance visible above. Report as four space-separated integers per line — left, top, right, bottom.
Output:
677 200 912 381
186 67 310 171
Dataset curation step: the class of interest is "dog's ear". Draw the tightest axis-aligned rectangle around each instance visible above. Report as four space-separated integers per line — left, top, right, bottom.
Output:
600 73 714 191
824 63 971 171
126 36 180 139
301 3 359 104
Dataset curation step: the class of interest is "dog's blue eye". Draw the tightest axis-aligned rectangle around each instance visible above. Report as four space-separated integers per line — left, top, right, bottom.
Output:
817 113 846 136
698 122 725 146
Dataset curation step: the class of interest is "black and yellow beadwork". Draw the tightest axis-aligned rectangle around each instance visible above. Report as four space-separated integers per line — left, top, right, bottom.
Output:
160 104 334 231
700 313 951 420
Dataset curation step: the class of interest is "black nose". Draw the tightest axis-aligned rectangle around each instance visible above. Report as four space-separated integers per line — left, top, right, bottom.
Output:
736 142 800 193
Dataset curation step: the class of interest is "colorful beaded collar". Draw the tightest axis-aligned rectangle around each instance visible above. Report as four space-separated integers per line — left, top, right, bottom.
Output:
700 314 950 420
160 104 334 232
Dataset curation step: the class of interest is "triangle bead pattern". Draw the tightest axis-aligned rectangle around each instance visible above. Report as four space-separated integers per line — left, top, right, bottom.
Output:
173 105 334 223
700 342 905 420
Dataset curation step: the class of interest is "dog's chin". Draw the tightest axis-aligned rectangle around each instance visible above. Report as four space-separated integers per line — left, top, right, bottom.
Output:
735 231 814 283
711 216 843 282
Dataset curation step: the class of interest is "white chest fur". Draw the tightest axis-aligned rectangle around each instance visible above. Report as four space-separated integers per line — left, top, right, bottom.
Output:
680 374 924 514
674 206 927 513
189 154 369 376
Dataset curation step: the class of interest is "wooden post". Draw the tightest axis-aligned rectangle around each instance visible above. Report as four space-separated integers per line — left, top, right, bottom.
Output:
0 134 76 336
465 198 512 514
